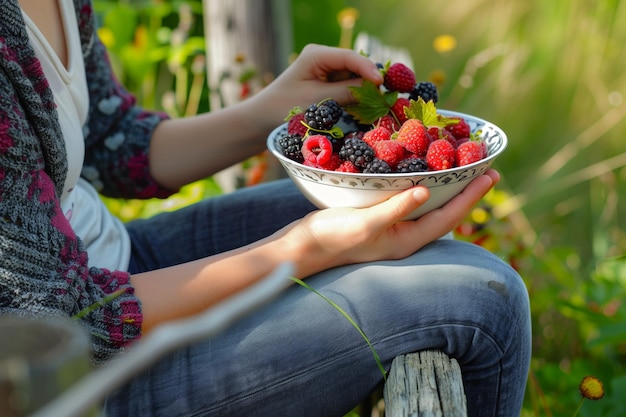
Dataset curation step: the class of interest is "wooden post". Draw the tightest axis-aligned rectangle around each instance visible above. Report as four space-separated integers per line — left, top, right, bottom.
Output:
202 0 292 192
0 316 93 417
384 350 468 417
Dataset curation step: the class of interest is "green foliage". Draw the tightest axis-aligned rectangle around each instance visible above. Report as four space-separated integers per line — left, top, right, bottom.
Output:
345 80 397 123
404 98 454 128
94 0 217 220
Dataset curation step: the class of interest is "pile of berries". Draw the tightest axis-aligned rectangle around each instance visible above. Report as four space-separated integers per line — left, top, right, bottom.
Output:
277 62 487 174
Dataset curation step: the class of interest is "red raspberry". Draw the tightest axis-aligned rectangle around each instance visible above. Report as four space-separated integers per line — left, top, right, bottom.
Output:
384 63 416 93
374 114 400 133
446 117 471 140
427 126 458 148
456 136 470 147
481 140 488 158
372 140 406 167
390 97 411 124
395 119 432 157
301 135 334 167
287 112 308 136
335 160 360 173
455 140 484 166
324 153 342 171
426 139 456 171
363 126 392 147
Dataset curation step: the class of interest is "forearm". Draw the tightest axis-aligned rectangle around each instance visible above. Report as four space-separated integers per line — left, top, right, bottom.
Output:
148 96 280 190
147 44 383 191
131 228 318 334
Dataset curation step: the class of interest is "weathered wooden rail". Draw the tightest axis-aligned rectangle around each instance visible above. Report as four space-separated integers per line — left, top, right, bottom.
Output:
1 323 467 417
384 350 468 417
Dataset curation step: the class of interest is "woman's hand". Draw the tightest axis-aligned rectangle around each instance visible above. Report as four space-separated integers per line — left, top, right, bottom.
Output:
249 44 383 129
280 169 500 278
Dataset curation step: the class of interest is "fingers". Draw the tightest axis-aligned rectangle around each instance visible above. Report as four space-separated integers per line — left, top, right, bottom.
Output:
299 44 383 85
415 170 498 236
364 186 431 229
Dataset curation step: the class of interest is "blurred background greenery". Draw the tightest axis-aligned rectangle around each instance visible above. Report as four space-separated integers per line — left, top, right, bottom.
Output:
92 0 625 416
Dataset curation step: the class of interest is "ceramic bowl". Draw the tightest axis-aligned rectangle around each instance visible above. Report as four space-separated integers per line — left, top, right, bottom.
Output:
266 110 507 220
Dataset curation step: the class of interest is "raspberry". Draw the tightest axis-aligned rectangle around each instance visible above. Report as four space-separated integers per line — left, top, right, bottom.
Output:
396 157 429 173
339 137 375 168
302 135 334 167
456 136 469 147
363 158 392 174
322 153 343 171
304 99 343 130
278 133 304 162
481 140 489 158
426 139 456 171
427 126 458 148
374 114 400 133
455 140 484 167
335 160 360 173
409 81 439 103
395 119 432 156
383 63 416 93
286 112 308 136
363 126 392 147
446 117 471 140
390 97 410 125
372 140 406 167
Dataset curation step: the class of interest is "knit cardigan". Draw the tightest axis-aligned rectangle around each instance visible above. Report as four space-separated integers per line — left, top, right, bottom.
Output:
0 0 175 364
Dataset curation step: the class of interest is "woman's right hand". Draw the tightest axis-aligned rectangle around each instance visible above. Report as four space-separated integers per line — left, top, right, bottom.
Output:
279 169 500 278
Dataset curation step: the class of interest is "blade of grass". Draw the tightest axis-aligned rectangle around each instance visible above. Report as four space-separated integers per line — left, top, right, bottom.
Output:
290 277 387 381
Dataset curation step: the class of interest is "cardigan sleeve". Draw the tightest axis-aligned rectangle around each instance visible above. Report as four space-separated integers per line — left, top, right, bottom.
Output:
75 0 178 199
0 74 143 364
0 1 144 364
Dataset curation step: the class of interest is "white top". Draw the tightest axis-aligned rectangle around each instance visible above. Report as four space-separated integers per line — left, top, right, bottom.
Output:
23 0 131 271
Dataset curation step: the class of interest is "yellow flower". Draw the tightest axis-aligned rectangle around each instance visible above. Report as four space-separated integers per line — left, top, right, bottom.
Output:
428 70 446 89
579 375 604 400
433 35 457 54
98 27 115 49
337 8 359 30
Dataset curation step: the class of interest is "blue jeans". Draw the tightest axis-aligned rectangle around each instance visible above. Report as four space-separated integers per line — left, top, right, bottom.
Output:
105 179 531 417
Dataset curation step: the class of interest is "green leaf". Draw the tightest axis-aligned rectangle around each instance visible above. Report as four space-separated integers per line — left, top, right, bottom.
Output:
344 80 397 125
284 106 303 122
405 97 457 128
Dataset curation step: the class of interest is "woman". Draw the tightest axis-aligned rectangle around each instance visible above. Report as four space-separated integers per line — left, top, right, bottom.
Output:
0 0 531 415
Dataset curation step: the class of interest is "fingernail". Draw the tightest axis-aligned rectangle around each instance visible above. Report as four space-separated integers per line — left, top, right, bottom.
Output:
412 188 429 201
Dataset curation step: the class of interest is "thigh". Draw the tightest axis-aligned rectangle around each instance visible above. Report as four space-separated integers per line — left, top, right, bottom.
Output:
105 239 531 417
125 179 317 272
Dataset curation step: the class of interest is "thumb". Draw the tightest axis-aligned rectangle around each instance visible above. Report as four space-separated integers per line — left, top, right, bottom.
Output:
366 186 430 226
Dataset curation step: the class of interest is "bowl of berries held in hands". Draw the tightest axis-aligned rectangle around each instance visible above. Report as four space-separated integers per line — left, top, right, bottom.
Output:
266 62 508 220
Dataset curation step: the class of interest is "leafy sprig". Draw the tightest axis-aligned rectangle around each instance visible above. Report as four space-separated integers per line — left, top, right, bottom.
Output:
405 97 456 128
344 80 397 124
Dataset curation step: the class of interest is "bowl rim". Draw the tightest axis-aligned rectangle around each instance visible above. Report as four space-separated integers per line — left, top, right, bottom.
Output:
267 109 507 178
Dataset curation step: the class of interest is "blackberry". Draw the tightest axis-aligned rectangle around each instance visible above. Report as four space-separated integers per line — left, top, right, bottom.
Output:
396 157 429 173
277 134 304 162
344 130 365 141
339 137 375 168
363 158 392 174
329 136 345 154
304 99 343 130
409 81 439 104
